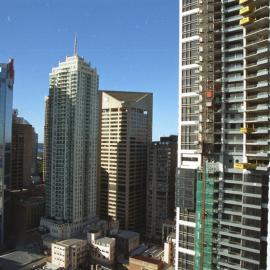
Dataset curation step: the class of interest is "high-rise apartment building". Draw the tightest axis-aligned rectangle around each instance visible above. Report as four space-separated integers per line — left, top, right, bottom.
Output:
11 110 38 190
41 52 99 238
0 59 14 247
99 91 152 233
176 0 270 269
146 135 177 243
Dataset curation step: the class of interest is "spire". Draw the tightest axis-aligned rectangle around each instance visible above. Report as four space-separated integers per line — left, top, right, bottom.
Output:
74 33 78 56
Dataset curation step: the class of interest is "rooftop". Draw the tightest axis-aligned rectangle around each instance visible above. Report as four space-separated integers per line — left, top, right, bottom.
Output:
57 238 85 247
117 230 139 240
0 251 46 270
130 256 163 265
95 237 115 246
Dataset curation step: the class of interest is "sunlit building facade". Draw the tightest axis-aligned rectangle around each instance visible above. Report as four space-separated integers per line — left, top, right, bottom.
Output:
99 91 152 233
176 0 270 269
41 54 99 238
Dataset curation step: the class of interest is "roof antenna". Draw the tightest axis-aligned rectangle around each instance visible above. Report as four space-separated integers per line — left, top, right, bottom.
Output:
74 33 78 56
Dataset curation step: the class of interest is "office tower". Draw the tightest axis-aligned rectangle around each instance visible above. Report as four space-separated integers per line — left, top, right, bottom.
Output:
0 59 14 248
41 49 99 238
146 135 177 243
176 0 270 269
99 91 152 233
11 110 38 190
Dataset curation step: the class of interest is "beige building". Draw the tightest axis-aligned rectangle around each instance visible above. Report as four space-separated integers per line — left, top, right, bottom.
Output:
51 239 88 269
129 256 165 270
99 91 152 233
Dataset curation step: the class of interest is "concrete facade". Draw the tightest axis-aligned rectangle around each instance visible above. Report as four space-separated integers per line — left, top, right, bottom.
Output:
52 239 88 269
42 54 99 238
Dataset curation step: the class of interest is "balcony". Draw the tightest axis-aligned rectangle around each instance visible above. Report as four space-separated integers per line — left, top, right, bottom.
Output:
246 81 268 92
224 87 243 93
246 139 268 145
225 65 243 72
246 69 269 81
224 55 243 62
246 92 269 101
220 219 261 231
225 75 244 83
246 116 268 122
224 129 242 134
224 25 242 33
226 95 243 102
225 5 241 14
246 150 269 158
246 46 269 60
255 127 269 134
224 118 243 124
225 34 243 42
246 58 270 71
224 189 242 195
246 104 269 112
226 15 242 23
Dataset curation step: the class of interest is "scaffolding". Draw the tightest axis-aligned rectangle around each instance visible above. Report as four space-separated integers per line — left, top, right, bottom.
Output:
194 165 215 270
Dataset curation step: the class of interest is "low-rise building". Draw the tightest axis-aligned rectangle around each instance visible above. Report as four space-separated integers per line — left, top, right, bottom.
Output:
163 233 175 266
129 256 165 270
0 250 46 270
116 230 140 258
51 239 87 269
90 236 116 266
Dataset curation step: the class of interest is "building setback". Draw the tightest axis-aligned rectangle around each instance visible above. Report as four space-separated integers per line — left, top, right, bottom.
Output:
41 51 99 238
0 59 14 248
11 110 38 190
99 91 152 233
146 136 177 243
176 0 270 269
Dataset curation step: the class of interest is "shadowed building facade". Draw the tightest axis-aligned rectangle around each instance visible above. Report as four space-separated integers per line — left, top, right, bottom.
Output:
146 135 177 243
0 59 14 248
11 110 38 190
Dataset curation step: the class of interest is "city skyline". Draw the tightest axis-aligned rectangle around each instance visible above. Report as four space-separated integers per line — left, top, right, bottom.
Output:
0 0 178 142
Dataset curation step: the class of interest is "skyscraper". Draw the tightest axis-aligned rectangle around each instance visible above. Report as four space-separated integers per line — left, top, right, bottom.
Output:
99 91 152 233
41 50 99 238
0 59 14 247
146 135 177 243
11 110 38 190
176 0 270 269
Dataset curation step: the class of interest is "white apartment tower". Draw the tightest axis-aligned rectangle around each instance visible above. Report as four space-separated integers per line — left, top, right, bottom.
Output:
176 0 270 269
41 47 99 238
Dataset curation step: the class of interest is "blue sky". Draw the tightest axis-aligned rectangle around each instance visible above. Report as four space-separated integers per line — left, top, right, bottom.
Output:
1 0 178 142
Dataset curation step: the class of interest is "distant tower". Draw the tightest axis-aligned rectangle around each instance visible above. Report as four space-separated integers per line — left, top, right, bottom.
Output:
146 135 177 243
11 110 38 190
41 46 99 238
99 91 152 233
0 59 15 247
